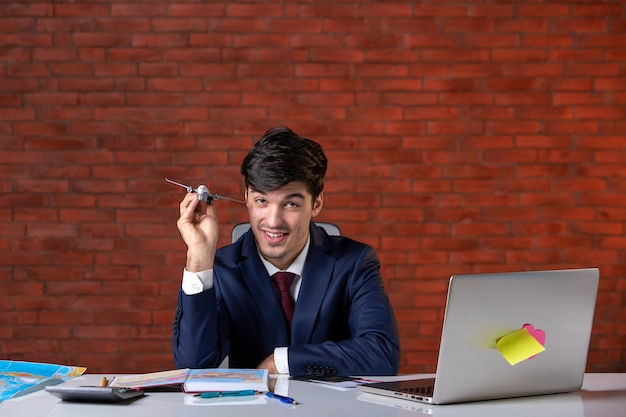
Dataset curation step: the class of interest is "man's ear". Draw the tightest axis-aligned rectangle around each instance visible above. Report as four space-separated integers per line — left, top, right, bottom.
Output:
311 192 324 217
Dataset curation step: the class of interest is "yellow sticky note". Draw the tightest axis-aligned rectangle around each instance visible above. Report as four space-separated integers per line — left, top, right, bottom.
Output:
496 328 546 366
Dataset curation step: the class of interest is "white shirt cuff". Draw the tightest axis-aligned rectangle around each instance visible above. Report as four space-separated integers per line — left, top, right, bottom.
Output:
273 347 290 374
181 268 213 295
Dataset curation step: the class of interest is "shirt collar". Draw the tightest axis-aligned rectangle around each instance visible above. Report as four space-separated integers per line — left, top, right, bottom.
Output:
259 235 310 278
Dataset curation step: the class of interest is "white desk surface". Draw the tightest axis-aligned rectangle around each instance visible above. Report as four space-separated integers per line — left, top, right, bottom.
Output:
2 373 626 417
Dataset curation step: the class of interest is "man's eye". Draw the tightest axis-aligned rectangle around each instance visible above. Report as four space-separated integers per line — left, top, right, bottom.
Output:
255 198 266 204
286 202 299 208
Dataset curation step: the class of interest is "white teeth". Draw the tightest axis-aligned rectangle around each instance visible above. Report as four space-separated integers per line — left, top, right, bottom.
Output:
267 232 284 238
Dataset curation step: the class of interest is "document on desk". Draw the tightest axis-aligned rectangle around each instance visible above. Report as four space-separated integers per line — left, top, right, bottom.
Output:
109 368 269 393
292 375 381 391
0 360 86 402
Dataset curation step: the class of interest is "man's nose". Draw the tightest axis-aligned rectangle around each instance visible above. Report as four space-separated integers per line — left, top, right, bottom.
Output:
266 205 283 228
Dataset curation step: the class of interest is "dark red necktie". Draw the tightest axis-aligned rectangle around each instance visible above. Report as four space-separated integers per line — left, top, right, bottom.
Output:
272 272 296 325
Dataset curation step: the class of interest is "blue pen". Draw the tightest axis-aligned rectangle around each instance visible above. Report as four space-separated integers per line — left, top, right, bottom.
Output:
265 391 298 404
196 390 256 398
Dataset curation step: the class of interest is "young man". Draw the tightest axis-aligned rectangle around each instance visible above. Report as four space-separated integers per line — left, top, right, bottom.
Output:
172 127 400 376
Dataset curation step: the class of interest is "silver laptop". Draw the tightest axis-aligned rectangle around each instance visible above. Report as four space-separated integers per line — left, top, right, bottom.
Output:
359 268 599 405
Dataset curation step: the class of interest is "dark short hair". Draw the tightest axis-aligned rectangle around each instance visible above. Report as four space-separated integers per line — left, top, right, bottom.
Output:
241 126 327 199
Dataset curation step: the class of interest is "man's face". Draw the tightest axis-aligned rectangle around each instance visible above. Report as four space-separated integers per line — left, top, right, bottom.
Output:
245 181 323 270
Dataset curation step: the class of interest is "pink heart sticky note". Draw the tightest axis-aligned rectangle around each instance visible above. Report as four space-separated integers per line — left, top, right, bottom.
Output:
522 324 545 345
522 324 546 359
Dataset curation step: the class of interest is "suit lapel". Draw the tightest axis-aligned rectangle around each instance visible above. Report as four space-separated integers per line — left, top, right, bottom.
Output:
291 226 335 343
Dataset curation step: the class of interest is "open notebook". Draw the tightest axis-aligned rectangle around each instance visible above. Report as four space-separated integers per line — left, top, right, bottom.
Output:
359 268 599 405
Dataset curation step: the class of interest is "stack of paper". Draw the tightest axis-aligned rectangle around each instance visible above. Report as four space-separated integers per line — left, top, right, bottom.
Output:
109 368 269 393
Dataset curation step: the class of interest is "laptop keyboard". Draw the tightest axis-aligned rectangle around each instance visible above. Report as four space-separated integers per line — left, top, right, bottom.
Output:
397 385 434 396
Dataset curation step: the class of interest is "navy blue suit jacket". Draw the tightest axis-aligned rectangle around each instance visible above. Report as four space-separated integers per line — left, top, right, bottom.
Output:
173 223 400 376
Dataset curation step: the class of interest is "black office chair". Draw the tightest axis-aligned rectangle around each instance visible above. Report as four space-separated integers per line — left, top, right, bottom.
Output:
231 222 340 243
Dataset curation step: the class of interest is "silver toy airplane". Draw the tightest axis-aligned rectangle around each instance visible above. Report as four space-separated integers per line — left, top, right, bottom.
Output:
165 178 245 204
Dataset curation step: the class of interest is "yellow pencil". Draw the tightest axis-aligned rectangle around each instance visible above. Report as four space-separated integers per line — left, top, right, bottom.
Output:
101 377 108 387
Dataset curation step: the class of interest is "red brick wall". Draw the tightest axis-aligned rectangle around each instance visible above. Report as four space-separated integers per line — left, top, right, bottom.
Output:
1 1 625 374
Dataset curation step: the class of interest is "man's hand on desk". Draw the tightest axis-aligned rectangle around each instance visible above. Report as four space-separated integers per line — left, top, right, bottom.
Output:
257 354 278 375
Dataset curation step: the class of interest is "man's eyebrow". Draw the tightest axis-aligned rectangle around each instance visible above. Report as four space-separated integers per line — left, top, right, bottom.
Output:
284 192 306 200
249 190 306 200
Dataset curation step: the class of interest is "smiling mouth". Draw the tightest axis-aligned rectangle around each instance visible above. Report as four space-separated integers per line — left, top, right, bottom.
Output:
265 231 287 239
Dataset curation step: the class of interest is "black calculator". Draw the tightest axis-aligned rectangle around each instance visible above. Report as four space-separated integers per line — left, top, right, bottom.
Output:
45 385 145 403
